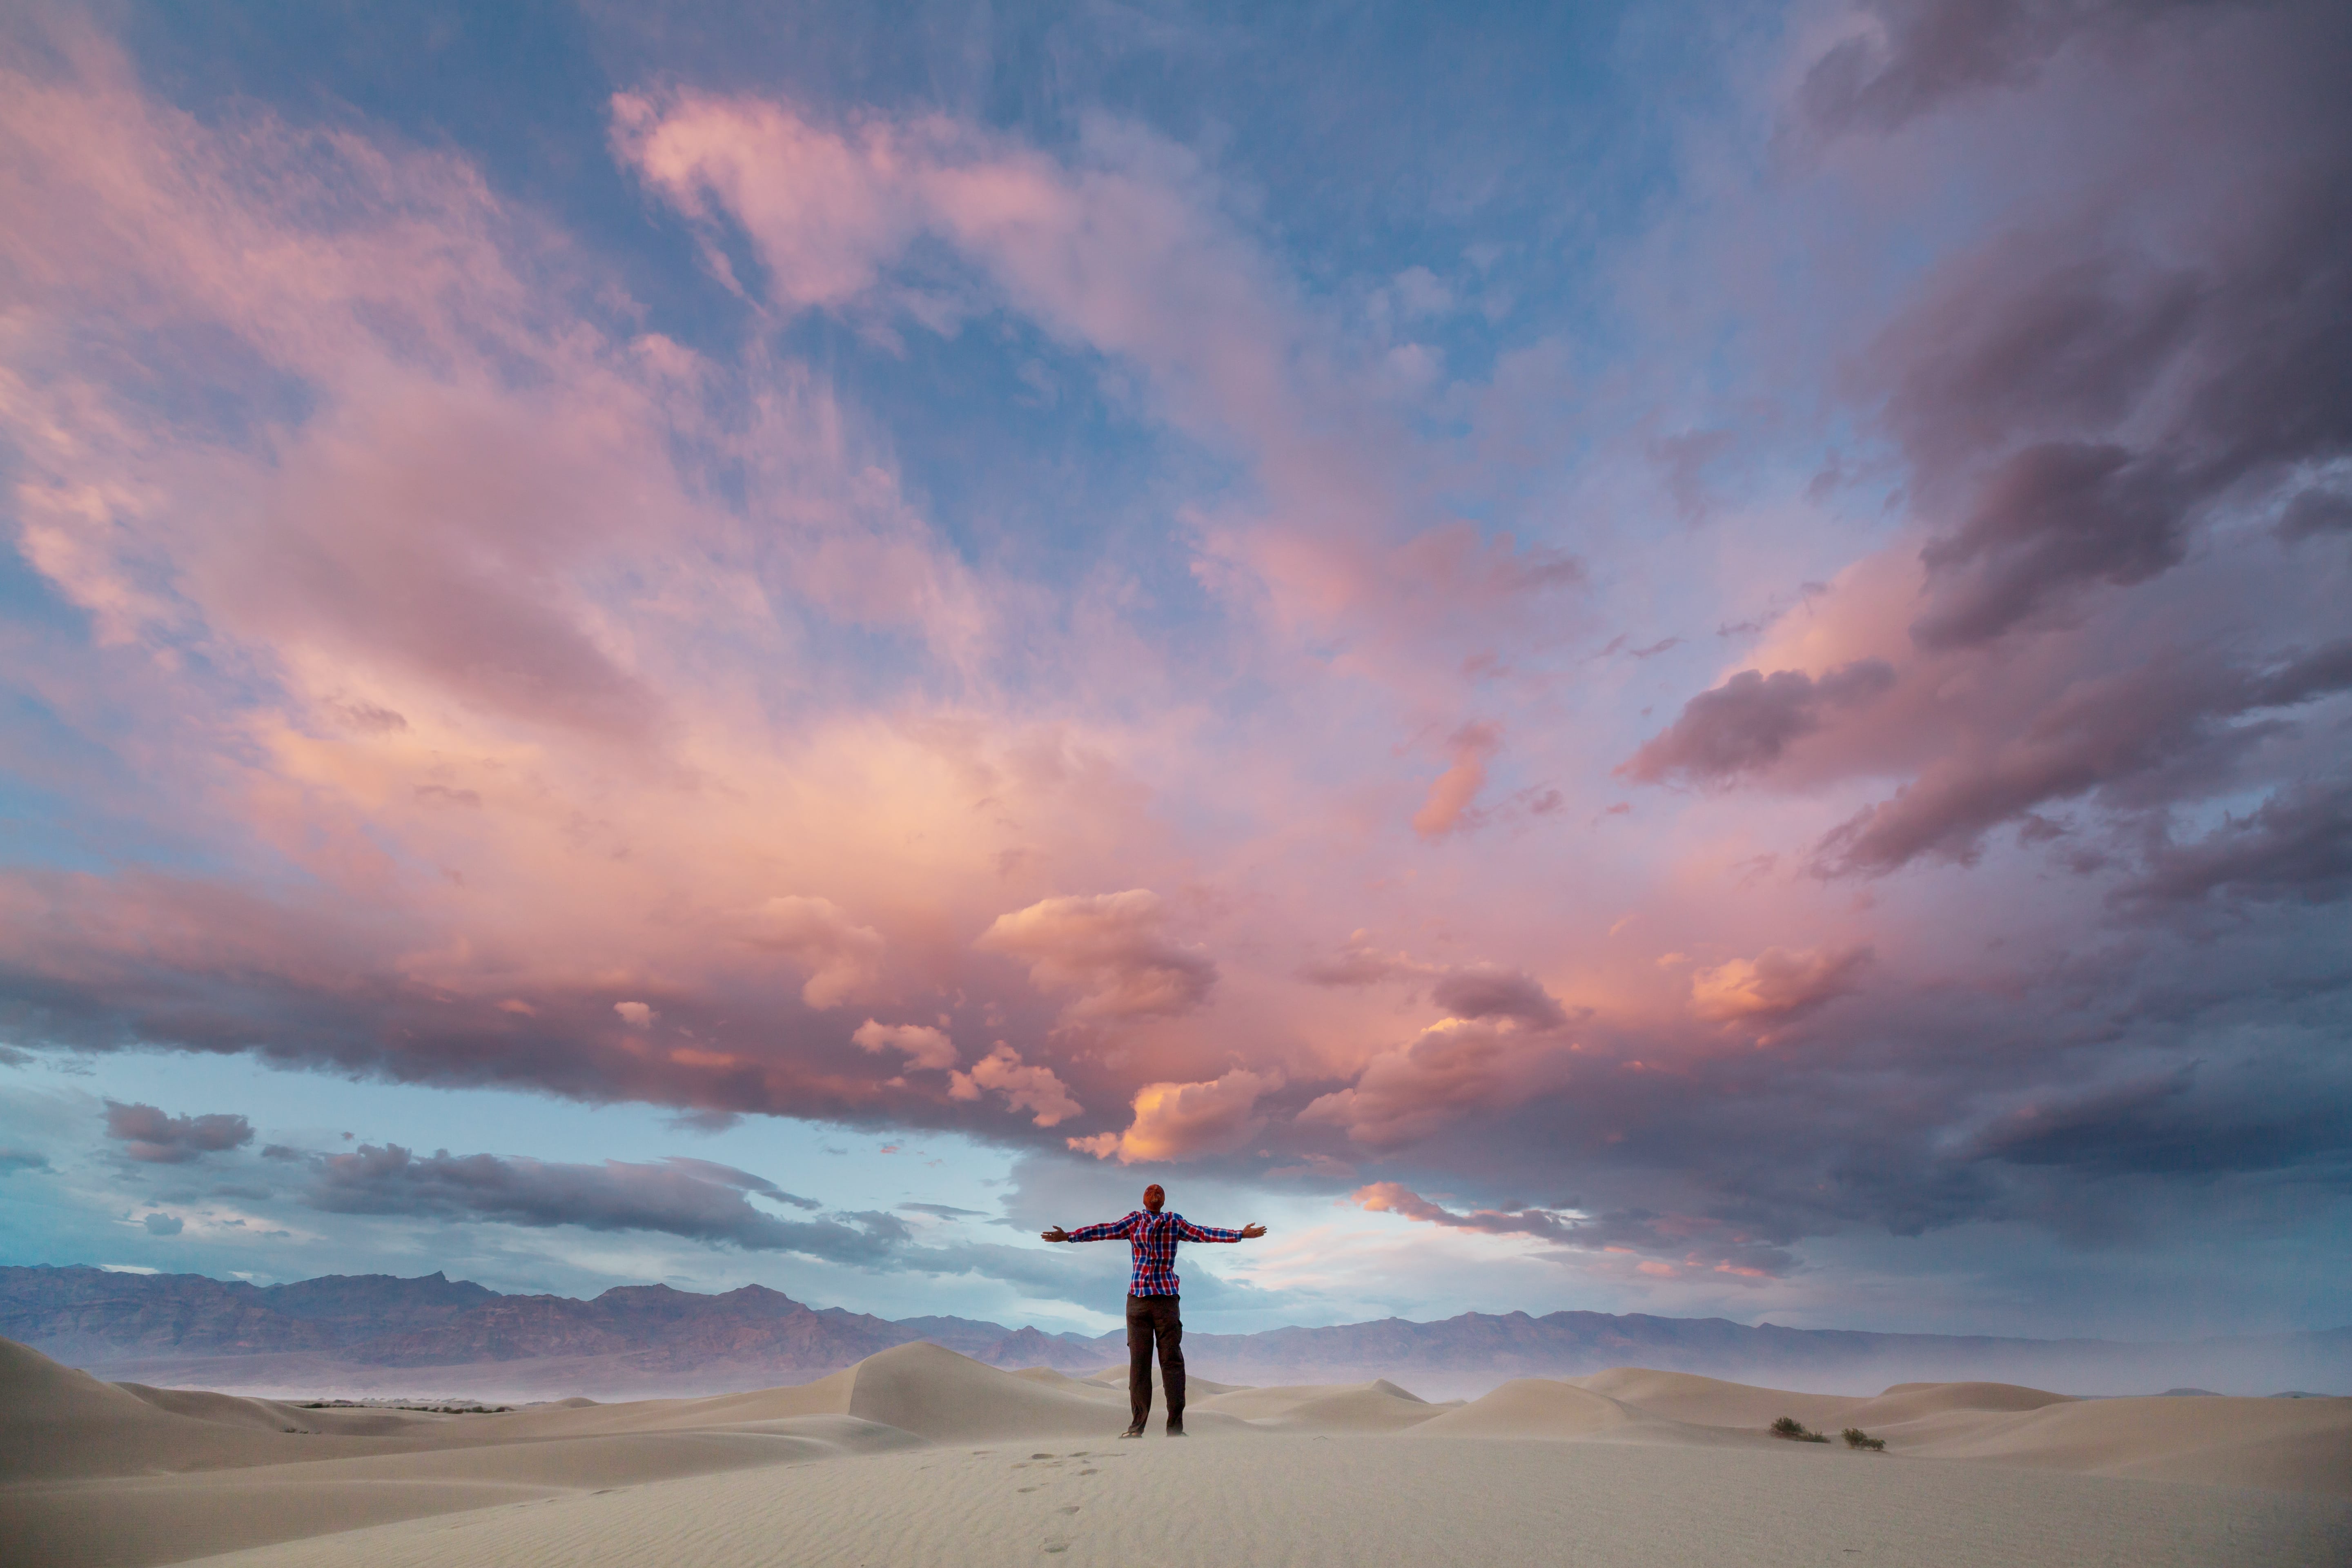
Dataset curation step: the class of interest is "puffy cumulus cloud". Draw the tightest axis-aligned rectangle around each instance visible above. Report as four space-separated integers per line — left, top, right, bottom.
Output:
301 1144 891 1258
1688 946 1874 1026
949 1045 1082 1127
613 1001 655 1028
1621 662 1894 785
853 1019 959 1072
744 898 886 1010
1302 1018 1572 1150
1411 721 1502 838
975 891 1216 1021
1298 963 1576 1147
1297 943 1567 1031
1428 965 1571 1031
102 1101 254 1164
1067 1067 1278 1163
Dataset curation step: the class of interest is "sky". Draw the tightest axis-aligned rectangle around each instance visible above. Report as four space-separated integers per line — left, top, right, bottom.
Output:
0 0 2347 1344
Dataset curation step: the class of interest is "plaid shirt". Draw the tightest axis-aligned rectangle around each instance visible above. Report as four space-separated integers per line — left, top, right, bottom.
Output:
1064 1209 1243 1296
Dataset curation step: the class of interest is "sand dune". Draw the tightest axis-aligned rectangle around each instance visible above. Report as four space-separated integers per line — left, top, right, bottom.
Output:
1195 1377 1452 1432
1892 1391 2352 1494
1410 1375 1639 1439
1570 1365 1866 1431
4 1334 2347 1568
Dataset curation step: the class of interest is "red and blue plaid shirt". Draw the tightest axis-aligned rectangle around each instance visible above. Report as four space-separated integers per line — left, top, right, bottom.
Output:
1064 1209 1243 1296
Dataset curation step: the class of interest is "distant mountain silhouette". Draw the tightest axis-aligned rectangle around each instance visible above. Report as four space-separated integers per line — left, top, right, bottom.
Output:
3 1265 2343 1400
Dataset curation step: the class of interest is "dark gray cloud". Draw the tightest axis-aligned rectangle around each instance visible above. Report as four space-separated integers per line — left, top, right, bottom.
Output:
1429 966 1569 1030
1852 6 2352 653
1814 644 2352 874
899 1201 989 1218
1910 441 2189 650
2123 780 2352 906
301 1144 897 1261
1621 661 1895 784
1966 1064 2352 1181
0 1147 49 1174
141 1211 184 1235
103 1100 254 1163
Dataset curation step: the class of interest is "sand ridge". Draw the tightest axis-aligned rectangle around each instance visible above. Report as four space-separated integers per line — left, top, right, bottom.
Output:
3 1334 2347 1567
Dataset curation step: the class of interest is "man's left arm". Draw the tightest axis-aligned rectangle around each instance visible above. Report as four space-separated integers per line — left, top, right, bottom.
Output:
1173 1218 1268 1242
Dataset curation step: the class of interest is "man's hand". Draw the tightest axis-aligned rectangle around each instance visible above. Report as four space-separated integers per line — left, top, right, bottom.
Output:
1040 1226 1070 1243
1239 1223 1267 1239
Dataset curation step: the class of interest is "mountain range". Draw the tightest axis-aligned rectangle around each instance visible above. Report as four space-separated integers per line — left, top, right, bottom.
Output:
4 1264 2344 1401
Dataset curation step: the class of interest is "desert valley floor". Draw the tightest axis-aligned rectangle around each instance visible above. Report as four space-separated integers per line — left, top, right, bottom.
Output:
4 1335 2347 1568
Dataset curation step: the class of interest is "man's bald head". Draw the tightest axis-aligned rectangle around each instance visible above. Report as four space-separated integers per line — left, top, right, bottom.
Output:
1142 1183 1165 1212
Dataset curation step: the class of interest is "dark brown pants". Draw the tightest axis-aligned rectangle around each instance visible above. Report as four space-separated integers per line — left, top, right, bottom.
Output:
1125 1293 1184 1427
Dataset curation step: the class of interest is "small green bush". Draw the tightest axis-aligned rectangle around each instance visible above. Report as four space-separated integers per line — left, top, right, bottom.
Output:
1770 1415 1830 1443
1841 1427 1886 1451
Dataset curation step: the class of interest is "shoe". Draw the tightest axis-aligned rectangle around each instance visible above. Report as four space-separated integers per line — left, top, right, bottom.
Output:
1165 1424 1187 1437
1118 1422 1146 1439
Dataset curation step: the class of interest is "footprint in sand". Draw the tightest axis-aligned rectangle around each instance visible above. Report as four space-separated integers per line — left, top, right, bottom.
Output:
1043 1542 1071 1555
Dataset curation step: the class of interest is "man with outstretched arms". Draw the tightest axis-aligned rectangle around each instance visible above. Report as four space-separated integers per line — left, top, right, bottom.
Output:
1042 1183 1267 1437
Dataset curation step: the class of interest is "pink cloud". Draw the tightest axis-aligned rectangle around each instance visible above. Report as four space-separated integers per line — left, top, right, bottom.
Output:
1352 1182 1572 1241
2 6 2342 1311
610 87 1590 700
1412 721 1503 839
853 1019 959 1072
974 890 1216 1020
1688 945 1874 1025
1301 1016 1574 1149
949 1044 1081 1127
1068 1067 1278 1163
744 898 886 1010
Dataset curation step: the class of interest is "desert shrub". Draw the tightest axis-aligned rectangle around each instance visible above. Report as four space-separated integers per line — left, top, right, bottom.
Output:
1770 1416 1830 1442
1841 1427 1886 1451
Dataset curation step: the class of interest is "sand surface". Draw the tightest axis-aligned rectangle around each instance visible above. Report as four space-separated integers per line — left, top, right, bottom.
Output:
4 1335 2345 1567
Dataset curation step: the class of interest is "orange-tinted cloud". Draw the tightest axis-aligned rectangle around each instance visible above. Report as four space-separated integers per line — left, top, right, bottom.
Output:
1069 1067 1278 1163
1688 945 1873 1025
